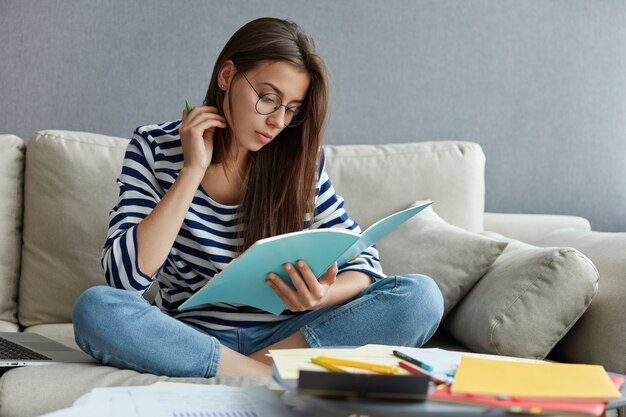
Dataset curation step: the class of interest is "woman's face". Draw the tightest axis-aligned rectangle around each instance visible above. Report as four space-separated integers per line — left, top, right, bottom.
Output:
221 60 311 155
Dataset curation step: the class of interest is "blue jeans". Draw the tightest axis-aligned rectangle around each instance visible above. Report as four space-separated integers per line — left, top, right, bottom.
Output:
72 274 443 377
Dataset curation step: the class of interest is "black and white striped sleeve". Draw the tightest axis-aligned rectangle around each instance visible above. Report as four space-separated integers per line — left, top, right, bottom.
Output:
101 131 165 293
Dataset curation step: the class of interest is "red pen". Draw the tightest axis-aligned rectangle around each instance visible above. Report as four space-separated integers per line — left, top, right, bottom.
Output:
398 361 447 385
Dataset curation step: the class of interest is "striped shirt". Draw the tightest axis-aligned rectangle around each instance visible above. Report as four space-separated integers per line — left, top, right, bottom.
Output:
102 120 385 330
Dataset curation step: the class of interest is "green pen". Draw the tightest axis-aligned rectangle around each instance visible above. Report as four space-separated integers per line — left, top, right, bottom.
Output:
185 99 211 170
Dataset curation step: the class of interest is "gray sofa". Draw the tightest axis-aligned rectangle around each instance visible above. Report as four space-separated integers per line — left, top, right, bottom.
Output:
1 130 624 417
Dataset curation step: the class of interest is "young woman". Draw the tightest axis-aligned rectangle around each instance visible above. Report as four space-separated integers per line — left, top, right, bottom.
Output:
72 17 444 378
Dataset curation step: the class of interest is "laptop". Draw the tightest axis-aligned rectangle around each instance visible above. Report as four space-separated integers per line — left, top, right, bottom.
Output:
0 332 98 367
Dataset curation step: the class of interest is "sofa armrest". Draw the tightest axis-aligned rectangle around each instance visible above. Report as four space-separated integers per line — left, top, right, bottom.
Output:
484 212 591 244
533 229 626 374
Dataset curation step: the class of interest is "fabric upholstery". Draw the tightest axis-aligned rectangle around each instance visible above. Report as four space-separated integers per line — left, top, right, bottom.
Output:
535 229 626 374
0 135 25 326
0 321 19 332
378 202 507 316
446 233 598 359
19 131 129 326
484 212 591 244
324 141 485 233
18 134 487 327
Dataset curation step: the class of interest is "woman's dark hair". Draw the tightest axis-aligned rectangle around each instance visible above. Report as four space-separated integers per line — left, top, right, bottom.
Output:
203 17 330 251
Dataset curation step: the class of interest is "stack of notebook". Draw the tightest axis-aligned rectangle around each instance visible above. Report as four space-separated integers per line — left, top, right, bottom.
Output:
430 356 624 417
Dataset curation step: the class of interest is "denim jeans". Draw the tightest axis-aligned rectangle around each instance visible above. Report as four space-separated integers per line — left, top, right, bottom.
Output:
72 274 444 377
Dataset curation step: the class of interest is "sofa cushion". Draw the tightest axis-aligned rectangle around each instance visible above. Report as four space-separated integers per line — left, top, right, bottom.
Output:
446 233 598 359
535 229 626 374
0 320 19 332
0 364 273 417
0 135 26 326
324 141 485 232
19 131 129 327
378 202 507 316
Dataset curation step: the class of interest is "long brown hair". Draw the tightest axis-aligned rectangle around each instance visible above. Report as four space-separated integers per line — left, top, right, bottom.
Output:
203 17 330 251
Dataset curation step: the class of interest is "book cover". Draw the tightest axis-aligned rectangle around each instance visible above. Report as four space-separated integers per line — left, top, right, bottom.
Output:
179 201 433 314
451 356 622 401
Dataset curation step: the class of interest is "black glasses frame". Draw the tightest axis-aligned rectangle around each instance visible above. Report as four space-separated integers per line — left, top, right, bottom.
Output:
240 72 306 127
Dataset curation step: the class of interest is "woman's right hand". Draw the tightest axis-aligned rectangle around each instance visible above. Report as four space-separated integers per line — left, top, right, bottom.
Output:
179 105 227 173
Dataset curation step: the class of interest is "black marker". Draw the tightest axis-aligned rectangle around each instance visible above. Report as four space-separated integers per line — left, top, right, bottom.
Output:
393 350 434 372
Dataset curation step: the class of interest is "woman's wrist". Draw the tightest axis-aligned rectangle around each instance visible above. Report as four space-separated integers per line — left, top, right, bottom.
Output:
179 166 206 185
318 270 373 308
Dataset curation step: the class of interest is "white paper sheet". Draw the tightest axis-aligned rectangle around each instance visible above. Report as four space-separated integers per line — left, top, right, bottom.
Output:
41 384 297 417
395 347 462 381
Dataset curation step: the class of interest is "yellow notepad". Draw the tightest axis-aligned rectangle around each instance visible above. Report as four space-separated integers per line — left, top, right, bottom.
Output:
451 356 621 401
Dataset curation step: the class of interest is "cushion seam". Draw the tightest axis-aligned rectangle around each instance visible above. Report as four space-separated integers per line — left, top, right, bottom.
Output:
35 132 127 150
490 248 596 359
489 250 565 357
326 143 482 159
546 251 598 352
327 149 481 160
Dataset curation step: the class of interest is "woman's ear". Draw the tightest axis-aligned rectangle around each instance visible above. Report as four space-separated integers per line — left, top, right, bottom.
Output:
218 60 237 90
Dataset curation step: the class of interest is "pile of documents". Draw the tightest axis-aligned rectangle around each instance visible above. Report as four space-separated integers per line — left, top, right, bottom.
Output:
40 383 298 417
430 356 624 417
269 345 625 417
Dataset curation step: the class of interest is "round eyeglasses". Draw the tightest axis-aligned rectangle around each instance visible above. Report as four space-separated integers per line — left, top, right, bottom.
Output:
240 72 306 127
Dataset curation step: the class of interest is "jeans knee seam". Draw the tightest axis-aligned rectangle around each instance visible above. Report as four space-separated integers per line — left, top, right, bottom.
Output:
301 327 321 347
204 341 221 377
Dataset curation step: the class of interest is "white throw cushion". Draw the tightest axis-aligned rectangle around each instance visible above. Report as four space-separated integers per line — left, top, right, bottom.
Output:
378 202 507 316
535 229 626 374
446 233 599 359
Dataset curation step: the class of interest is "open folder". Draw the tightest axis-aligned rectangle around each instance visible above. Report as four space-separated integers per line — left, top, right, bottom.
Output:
180 201 432 315
451 356 622 401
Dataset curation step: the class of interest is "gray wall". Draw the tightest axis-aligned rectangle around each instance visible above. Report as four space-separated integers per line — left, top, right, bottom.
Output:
2 0 625 232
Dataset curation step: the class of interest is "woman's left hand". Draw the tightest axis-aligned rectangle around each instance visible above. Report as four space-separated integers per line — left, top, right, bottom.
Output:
266 261 338 312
